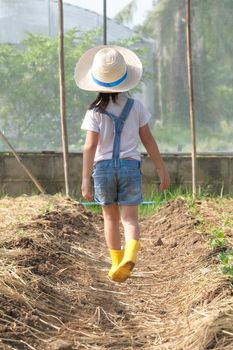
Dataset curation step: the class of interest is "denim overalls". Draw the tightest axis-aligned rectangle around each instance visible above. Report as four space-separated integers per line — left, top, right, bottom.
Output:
92 98 143 206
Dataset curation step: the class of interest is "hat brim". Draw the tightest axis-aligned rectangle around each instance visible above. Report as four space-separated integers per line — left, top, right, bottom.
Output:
74 45 142 92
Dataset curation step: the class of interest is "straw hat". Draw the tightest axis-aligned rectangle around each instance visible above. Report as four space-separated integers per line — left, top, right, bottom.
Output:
74 45 142 92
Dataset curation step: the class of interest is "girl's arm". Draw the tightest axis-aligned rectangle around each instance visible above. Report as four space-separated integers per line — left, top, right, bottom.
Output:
82 130 99 200
139 124 170 191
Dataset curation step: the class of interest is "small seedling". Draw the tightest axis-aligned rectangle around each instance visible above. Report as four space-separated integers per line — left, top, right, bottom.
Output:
186 195 197 216
209 227 225 249
209 226 233 280
218 250 233 278
17 229 25 237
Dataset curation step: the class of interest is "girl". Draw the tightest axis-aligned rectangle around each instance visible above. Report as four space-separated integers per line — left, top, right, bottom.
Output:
75 45 170 283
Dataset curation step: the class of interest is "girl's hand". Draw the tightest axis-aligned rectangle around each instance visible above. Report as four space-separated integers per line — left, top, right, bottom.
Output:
157 168 170 191
81 178 93 201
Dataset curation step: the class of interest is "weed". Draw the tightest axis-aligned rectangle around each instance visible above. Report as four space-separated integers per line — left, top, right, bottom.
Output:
186 195 197 216
39 201 55 215
17 229 26 237
18 215 29 224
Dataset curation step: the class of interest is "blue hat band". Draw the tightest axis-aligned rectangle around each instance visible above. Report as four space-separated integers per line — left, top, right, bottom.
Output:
91 71 128 88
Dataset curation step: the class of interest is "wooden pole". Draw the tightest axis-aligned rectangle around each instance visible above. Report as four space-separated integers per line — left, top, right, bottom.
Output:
103 0 107 44
0 130 45 194
58 0 70 196
185 0 197 198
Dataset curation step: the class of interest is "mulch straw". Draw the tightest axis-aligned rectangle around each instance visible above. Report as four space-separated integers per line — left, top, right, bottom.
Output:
0 195 232 349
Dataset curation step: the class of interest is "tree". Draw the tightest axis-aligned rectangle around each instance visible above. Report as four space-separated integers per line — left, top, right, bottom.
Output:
0 29 100 151
191 0 233 127
141 0 189 126
0 29 148 152
114 0 138 25
138 0 233 152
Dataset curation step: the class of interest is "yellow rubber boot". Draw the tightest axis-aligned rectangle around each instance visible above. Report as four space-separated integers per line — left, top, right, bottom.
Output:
111 240 140 283
108 249 124 279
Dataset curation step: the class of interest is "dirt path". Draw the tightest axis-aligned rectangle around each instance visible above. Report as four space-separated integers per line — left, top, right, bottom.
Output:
0 196 232 350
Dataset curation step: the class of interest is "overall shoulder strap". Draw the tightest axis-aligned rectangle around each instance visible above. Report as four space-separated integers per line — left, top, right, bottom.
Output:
102 110 117 121
119 98 134 122
102 98 134 122
102 98 134 163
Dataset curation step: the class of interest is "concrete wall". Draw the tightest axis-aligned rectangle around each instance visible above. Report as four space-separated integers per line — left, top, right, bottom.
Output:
0 152 232 197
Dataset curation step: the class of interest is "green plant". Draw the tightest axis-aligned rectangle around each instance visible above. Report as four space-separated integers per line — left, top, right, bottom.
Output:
17 229 26 237
209 227 225 249
218 250 233 278
186 195 197 216
39 201 55 215
208 225 233 279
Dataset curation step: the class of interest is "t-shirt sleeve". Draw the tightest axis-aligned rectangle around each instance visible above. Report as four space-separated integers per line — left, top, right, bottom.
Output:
136 100 152 128
81 109 100 133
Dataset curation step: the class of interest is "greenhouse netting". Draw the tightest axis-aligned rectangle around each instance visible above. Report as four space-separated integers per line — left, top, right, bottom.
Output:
0 0 232 153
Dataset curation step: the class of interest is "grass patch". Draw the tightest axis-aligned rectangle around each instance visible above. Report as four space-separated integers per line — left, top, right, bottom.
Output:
77 184 233 217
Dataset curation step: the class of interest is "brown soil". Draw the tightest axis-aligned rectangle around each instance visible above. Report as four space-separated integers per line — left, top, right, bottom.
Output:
0 195 232 350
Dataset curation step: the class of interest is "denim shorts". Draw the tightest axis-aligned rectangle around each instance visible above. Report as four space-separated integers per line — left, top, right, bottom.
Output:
92 159 143 206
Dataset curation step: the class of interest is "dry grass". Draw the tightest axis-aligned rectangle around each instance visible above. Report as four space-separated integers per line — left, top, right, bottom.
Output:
0 195 232 350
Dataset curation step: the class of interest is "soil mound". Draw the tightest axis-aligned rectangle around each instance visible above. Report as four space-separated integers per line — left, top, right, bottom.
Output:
0 195 232 350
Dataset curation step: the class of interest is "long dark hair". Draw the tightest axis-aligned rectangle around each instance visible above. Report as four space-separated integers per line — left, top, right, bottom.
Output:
88 93 119 113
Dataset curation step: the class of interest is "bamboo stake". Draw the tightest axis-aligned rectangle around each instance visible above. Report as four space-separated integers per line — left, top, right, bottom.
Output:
0 130 45 194
58 0 70 197
185 0 197 198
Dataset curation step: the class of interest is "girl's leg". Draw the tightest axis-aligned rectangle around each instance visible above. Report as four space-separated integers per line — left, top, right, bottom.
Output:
102 204 124 278
102 203 121 249
109 205 140 283
120 205 140 241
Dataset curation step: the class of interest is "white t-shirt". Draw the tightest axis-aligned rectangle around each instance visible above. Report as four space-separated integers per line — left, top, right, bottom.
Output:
81 93 151 162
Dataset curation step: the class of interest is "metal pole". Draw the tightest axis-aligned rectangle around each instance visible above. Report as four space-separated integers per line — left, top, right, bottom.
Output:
186 0 197 198
0 130 45 194
58 0 70 196
103 0 107 44
47 0 51 36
